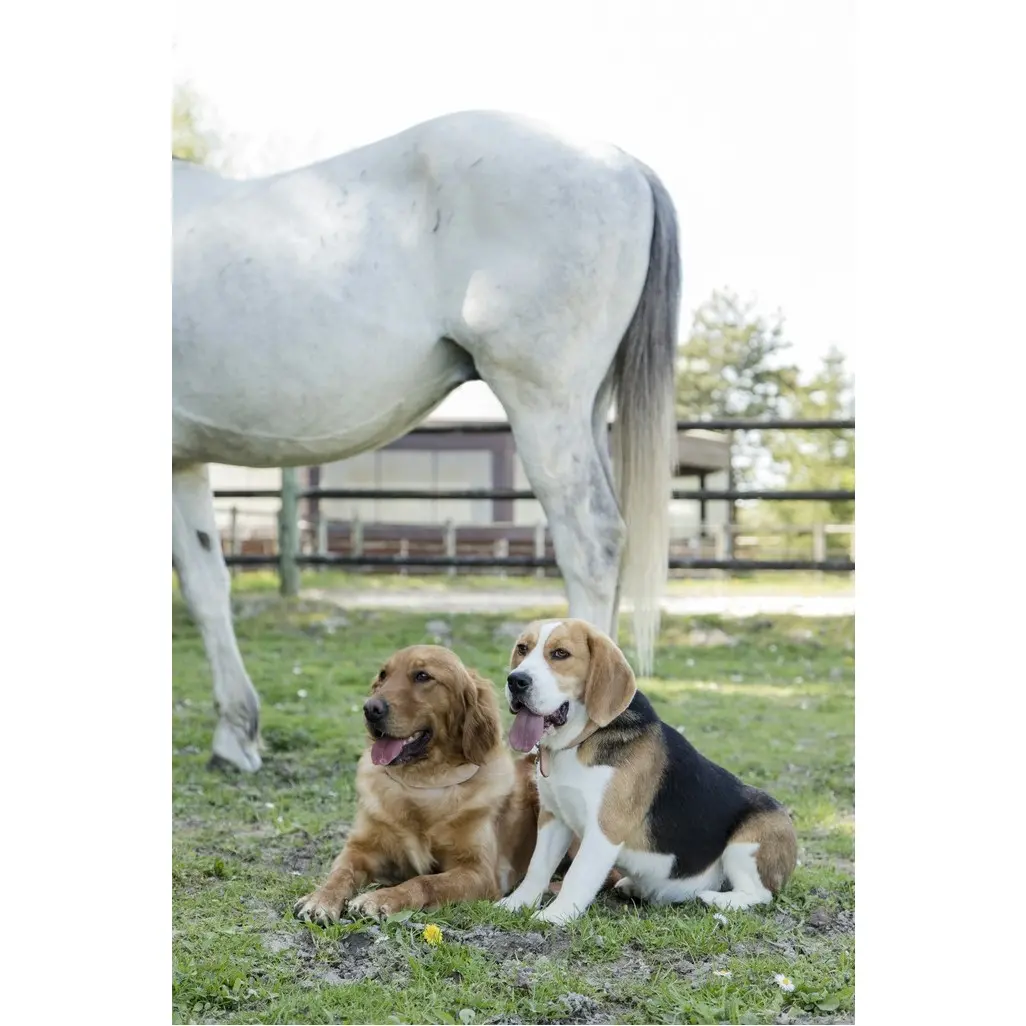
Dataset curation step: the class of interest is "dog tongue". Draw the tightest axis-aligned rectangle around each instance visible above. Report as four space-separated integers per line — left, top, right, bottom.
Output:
509 710 546 752
371 737 408 766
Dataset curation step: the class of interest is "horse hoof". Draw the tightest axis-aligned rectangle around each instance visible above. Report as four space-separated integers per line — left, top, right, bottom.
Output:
210 722 263 772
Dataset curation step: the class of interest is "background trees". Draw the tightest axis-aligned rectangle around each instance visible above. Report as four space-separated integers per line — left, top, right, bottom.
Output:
676 289 855 533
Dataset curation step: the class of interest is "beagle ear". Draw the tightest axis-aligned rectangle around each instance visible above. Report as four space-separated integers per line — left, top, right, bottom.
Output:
583 628 637 727
459 668 501 765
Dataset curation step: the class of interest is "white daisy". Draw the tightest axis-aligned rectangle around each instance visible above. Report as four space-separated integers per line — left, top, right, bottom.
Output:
774 974 795 992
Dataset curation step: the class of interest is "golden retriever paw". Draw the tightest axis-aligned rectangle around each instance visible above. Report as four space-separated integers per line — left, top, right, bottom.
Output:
347 889 402 919
293 891 346 926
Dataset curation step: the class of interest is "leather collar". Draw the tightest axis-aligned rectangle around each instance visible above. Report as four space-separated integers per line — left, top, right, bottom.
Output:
538 720 602 778
382 762 480 789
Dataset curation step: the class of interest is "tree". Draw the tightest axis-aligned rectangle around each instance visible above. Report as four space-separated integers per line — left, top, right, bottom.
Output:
676 289 800 488
677 289 798 419
675 291 855 561
765 345 855 527
172 85 211 164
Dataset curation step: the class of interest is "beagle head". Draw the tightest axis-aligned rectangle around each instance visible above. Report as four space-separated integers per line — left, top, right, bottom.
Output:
505 619 637 753
364 645 501 769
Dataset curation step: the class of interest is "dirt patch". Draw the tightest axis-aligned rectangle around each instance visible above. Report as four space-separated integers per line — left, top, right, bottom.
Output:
264 918 576 996
420 923 564 961
557 992 601 1022
262 932 293 954
777 1011 856 1025
270 828 347 876
241 896 282 926
319 928 409 985
585 950 655 991
806 905 854 937
265 923 413 986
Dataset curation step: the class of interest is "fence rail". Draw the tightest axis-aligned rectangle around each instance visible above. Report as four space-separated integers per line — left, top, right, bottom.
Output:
210 418 855 590
392 418 855 434
224 553 854 572
214 487 854 502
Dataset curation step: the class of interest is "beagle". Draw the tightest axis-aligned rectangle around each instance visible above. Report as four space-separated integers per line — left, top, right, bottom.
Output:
496 618 798 925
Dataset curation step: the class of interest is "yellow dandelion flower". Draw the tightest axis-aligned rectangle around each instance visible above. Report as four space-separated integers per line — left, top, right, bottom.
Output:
422 924 443 946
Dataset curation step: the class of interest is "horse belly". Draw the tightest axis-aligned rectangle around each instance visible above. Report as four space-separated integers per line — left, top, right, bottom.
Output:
172 333 473 468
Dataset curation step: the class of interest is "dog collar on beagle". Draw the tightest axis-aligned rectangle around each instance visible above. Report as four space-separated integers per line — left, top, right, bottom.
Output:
383 763 480 788
538 721 602 778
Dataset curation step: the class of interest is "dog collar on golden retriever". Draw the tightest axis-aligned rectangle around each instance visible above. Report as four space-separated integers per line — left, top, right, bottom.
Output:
538 721 602 778
383 763 481 788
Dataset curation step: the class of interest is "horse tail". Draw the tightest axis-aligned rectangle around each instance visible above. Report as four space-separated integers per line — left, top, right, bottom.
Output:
610 162 681 677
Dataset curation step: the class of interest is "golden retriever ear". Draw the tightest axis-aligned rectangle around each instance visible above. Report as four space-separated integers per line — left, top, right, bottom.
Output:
583 628 637 727
460 669 501 765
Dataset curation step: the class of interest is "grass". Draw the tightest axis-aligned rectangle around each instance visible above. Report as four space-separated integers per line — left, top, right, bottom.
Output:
173 599 855 1025
210 569 854 597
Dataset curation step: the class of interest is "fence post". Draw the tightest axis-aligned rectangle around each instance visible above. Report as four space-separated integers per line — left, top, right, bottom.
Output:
444 520 456 577
725 438 737 561
278 468 300 597
714 524 728 563
495 538 509 579
316 514 328 569
534 522 546 579
229 505 239 578
812 523 827 564
399 538 409 576
351 510 364 566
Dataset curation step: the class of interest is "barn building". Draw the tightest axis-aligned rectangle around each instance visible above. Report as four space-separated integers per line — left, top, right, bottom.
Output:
208 382 731 568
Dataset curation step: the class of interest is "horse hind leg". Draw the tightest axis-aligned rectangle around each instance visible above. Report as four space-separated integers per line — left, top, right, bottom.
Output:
488 379 624 635
173 463 262 772
592 371 624 637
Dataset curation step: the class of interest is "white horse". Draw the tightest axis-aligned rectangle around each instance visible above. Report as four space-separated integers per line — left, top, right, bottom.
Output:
173 110 680 771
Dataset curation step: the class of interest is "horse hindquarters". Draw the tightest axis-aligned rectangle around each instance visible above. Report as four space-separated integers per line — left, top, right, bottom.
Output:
474 162 680 672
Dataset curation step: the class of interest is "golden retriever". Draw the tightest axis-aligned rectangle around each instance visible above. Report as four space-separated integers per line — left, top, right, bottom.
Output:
294 645 539 922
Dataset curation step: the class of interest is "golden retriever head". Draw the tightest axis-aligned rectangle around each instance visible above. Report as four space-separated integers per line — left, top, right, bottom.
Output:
505 619 637 753
363 645 501 769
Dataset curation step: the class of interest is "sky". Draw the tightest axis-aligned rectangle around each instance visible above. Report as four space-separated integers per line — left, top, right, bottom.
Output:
174 0 854 418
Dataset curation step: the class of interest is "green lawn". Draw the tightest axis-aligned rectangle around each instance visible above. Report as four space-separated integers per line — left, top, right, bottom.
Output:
172 599 854 1025
211 569 854 598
